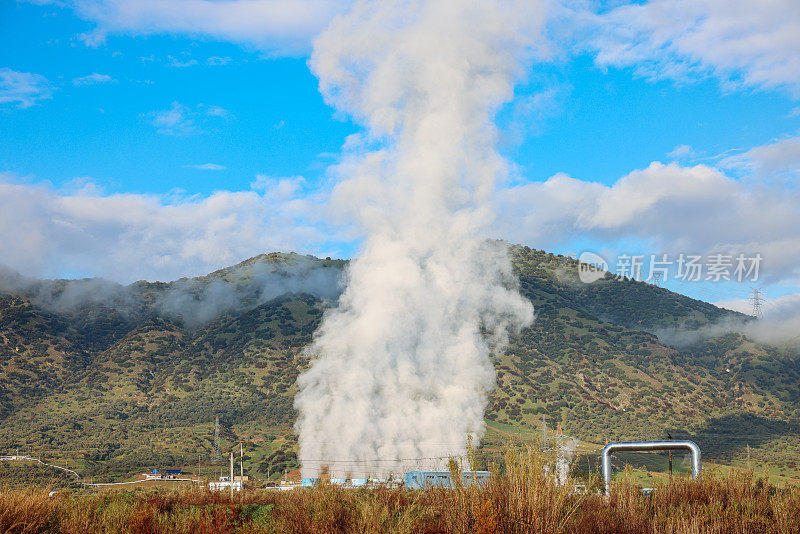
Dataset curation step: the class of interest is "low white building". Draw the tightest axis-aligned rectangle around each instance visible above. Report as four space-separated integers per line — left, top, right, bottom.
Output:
209 480 242 492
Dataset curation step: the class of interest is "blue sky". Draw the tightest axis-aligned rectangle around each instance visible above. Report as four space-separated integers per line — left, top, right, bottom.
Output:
1 1 354 196
1 0 800 314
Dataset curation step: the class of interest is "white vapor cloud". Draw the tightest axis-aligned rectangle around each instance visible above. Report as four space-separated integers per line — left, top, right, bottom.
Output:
0 68 53 108
583 0 800 95
0 173 335 283
72 72 115 86
295 0 542 479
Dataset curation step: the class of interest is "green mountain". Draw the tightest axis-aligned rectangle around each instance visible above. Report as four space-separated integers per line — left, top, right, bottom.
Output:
1 247 798 482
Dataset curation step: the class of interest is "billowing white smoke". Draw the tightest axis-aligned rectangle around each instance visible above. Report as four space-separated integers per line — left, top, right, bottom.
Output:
294 0 543 478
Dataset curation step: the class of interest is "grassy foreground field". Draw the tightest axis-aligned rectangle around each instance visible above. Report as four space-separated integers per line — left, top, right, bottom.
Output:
3 448 800 534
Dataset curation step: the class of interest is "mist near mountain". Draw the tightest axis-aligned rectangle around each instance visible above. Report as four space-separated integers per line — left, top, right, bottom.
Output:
0 255 343 328
655 297 800 349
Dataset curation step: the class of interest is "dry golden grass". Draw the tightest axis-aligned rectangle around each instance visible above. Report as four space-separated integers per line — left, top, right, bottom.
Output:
2 446 799 533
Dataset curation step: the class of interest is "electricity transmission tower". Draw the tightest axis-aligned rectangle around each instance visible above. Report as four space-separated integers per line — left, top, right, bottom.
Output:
749 287 765 319
212 416 221 465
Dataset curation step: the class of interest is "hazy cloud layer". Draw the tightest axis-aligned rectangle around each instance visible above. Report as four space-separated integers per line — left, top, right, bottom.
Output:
0 173 337 283
155 258 342 327
651 292 800 349
0 266 133 313
0 256 343 327
4 151 800 289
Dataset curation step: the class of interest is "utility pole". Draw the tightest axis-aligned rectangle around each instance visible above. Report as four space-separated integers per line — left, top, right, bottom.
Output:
554 423 566 486
229 451 234 500
750 287 765 319
212 417 221 465
540 415 547 450
240 442 244 501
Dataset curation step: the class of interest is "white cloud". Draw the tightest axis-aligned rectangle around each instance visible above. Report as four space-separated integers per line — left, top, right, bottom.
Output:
250 174 304 198
149 102 196 135
503 84 569 143
184 163 226 170
78 29 107 47
58 0 353 56
207 56 231 66
167 56 199 68
205 105 232 119
584 0 800 95
720 135 800 182
0 173 337 283
0 68 53 108
149 55 234 68
72 72 115 86
148 102 231 135
495 161 800 283
667 144 696 160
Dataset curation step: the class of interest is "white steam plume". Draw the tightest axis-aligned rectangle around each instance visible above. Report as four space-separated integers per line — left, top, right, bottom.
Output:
294 0 542 478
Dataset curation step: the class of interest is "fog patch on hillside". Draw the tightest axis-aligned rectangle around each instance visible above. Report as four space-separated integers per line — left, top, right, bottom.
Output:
0 257 344 328
0 266 135 314
155 259 343 327
654 294 800 349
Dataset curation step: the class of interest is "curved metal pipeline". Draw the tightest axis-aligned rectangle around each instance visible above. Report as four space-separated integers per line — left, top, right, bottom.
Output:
600 440 701 495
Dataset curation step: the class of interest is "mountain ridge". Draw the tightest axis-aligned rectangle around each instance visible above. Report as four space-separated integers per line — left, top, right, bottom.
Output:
1 246 798 481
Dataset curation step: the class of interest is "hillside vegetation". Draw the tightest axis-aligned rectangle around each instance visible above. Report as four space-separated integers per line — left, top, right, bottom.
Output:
0 247 798 481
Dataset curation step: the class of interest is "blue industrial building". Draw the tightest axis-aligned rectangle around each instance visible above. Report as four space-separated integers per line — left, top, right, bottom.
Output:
404 470 491 489
299 471 490 489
